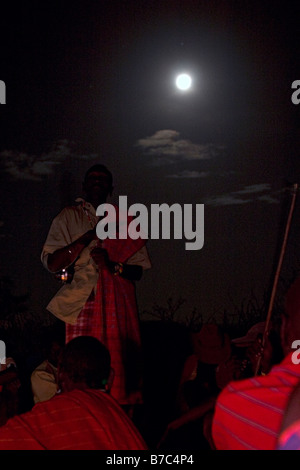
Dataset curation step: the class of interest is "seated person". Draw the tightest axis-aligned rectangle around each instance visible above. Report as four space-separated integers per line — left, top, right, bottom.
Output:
158 323 231 450
215 321 283 389
160 320 284 451
31 324 65 403
0 336 148 450
211 278 300 450
176 323 232 414
0 358 20 426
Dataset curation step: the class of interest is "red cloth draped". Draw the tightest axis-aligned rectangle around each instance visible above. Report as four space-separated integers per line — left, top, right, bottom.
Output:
0 389 148 450
66 207 147 405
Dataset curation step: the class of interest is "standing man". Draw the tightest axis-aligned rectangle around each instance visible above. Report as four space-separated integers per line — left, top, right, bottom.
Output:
41 164 151 409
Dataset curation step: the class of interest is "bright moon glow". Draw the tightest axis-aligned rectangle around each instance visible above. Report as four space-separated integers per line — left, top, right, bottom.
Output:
176 73 192 90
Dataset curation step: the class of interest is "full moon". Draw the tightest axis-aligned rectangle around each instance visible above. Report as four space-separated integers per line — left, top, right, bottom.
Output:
175 73 192 90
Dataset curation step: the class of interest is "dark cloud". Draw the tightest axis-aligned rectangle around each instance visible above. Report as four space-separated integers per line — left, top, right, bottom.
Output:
0 140 97 181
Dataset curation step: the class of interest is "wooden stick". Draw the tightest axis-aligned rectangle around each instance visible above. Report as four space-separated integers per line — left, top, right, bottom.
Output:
254 183 299 376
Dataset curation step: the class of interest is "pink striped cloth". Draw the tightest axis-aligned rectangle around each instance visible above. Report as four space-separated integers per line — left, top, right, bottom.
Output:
212 353 300 450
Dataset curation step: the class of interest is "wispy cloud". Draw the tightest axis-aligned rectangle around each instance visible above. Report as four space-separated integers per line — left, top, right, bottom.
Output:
205 195 252 206
204 184 280 206
234 184 272 195
0 140 97 181
135 130 225 166
257 194 280 204
166 170 210 179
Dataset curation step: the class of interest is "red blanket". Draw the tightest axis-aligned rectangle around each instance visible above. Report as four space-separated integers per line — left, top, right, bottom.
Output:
66 207 147 405
0 389 148 450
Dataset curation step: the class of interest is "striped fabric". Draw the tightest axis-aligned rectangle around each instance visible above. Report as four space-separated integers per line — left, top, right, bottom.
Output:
66 208 146 406
0 389 148 450
212 353 300 450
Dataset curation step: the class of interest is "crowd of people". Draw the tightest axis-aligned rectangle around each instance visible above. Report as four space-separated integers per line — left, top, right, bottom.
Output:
0 164 300 450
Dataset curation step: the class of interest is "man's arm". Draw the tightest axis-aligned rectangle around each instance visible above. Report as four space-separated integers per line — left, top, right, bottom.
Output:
47 228 97 273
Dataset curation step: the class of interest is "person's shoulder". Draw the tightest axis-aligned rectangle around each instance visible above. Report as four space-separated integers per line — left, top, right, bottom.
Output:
31 361 50 380
61 202 82 213
55 388 104 402
49 388 113 412
217 375 257 400
31 360 49 372
53 204 82 220
71 388 122 409
216 365 287 404
72 388 108 401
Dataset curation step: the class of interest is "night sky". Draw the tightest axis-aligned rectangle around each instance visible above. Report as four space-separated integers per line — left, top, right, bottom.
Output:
1 1 300 325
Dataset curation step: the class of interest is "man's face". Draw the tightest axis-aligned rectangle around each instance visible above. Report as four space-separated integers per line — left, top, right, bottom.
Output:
83 171 112 201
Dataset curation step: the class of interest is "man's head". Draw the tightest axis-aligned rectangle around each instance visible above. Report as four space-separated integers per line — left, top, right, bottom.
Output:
57 336 112 392
281 277 300 356
82 164 113 204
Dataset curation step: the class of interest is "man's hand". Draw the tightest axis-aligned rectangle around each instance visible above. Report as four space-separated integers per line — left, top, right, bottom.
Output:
90 247 143 281
90 247 112 270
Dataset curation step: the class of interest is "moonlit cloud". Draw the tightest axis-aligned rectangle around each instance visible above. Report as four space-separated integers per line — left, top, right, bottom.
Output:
148 156 176 167
166 170 210 179
204 195 252 206
135 130 225 166
234 184 272 195
0 140 97 181
257 194 281 204
204 184 280 206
